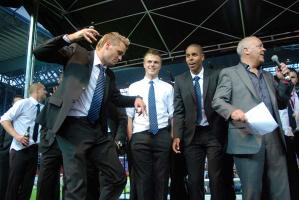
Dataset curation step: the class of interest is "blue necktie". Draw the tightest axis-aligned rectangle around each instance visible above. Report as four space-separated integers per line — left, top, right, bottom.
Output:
87 65 105 123
148 80 159 134
193 76 202 124
33 104 40 142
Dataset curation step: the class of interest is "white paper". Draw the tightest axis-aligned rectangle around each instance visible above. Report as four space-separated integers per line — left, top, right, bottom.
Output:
245 102 278 135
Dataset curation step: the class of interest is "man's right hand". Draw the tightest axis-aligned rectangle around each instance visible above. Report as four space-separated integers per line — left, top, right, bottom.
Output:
16 134 29 146
67 28 100 43
172 138 181 154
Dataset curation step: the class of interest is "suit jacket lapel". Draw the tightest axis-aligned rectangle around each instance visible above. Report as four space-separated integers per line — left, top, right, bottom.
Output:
235 65 259 100
184 72 196 103
103 69 111 103
88 51 94 78
203 68 209 103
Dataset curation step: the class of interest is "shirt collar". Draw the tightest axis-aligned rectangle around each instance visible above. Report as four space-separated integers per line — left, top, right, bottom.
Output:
29 96 39 106
240 62 263 74
190 67 204 80
93 51 106 69
143 76 159 84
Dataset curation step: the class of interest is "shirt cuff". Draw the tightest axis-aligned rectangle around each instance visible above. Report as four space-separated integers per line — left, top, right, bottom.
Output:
63 34 71 43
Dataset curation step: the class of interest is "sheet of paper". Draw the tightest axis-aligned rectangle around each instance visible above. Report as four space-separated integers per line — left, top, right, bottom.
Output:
245 102 278 135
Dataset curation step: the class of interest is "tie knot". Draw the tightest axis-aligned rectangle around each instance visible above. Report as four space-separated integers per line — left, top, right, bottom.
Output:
193 76 200 82
36 104 40 109
149 80 154 85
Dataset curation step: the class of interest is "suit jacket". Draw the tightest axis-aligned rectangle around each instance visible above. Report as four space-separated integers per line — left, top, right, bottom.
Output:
33 35 135 135
173 66 227 147
212 63 292 154
106 102 127 142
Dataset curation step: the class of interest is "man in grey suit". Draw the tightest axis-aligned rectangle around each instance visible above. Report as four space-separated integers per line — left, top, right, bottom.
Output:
212 36 292 200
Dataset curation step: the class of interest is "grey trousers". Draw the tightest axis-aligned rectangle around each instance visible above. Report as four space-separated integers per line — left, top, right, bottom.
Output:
234 131 290 200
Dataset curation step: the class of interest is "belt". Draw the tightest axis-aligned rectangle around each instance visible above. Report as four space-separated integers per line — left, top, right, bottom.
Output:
196 125 211 131
66 116 96 125
67 116 88 120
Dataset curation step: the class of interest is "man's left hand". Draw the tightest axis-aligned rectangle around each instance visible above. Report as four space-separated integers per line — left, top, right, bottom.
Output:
276 63 290 80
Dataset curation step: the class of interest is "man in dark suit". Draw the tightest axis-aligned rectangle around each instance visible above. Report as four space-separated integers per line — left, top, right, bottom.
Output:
212 36 292 200
172 44 234 200
33 28 146 200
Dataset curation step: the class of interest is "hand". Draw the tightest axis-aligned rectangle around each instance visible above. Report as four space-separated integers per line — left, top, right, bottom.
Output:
172 138 181 153
275 63 290 80
16 134 29 146
231 109 247 122
134 97 147 116
67 28 100 43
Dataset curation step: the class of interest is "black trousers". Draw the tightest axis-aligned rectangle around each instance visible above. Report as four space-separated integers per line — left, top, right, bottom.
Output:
36 140 63 200
285 136 299 200
5 144 38 200
56 117 126 200
130 128 171 200
169 150 188 200
0 132 12 199
184 126 226 200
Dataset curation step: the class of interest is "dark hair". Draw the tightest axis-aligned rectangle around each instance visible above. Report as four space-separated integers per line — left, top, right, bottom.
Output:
289 68 298 74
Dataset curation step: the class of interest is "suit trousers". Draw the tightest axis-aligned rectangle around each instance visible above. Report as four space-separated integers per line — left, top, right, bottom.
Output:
130 128 171 200
0 132 12 199
5 144 38 200
36 140 63 200
56 117 126 200
234 130 290 200
284 136 299 200
184 126 225 200
169 150 188 200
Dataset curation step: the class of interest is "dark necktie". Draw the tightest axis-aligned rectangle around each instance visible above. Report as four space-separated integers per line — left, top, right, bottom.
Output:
33 104 40 142
193 76 202 124
288 100 297 131
148 80 159 134
87 65 105 123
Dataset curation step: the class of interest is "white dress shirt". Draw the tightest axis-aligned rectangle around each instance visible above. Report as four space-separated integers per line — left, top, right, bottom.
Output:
0 97 43 151
279 89 299 136
126 77 174 134
190 68 209 126
68 51 106 116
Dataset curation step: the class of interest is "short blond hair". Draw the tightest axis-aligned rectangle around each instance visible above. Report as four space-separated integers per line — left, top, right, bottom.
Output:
29 83 44 94
96 32 130 49
144 49 161 59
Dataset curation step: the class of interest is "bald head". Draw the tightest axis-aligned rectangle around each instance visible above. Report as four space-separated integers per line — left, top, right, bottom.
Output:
236 36 266 68
237 36 261 56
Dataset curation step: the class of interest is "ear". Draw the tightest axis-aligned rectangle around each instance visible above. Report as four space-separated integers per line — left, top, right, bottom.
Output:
105 41 111 49
243 47 250 55
201 54 205 61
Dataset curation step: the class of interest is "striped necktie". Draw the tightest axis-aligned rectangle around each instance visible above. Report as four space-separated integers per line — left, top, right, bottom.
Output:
87 65 106 123
193 76 202 124
148 80 159 134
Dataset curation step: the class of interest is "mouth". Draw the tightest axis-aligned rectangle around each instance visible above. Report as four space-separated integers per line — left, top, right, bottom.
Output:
188 63 196 67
